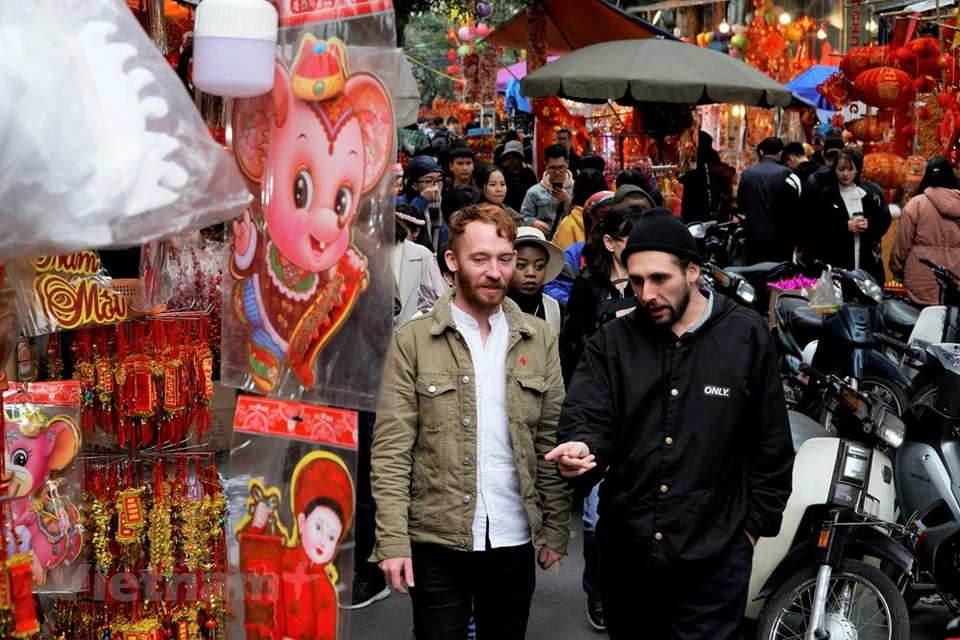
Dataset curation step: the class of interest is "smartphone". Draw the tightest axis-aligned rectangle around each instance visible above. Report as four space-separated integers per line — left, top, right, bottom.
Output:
551 181 563 192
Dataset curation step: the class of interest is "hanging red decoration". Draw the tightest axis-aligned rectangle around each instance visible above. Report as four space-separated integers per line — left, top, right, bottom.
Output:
853 67 916 109
910 37 943 76
818 71 853 108
862 152 908 189
848 116 888 142
447 49 457 62
915 75 939 92
840 45 888 81
447 65 459 75
886 47 919 77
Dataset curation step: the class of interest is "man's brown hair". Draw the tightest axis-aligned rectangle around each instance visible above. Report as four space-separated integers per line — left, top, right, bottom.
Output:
447 203 518 254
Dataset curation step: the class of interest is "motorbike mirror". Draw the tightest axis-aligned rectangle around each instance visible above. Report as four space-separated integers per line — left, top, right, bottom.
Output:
688 223 707 240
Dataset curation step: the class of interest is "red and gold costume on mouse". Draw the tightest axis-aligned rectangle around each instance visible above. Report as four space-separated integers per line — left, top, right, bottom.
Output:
237 451 354 640
230 35 393 393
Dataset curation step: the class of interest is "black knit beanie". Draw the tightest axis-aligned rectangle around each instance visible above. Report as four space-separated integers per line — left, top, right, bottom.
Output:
620 209 702 265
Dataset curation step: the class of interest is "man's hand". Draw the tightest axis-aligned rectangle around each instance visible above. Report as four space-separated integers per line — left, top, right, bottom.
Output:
552 188 572 206
847 218 868 233
379 557 415 594
545 442 596 478
421 185 441 202
538 546 564 570
532 219 552 234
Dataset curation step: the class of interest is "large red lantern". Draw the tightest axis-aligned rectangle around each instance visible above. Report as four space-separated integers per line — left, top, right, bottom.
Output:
910 37 942 77
886 47 918 77
853 67 916 109
848 116 887 142
840 45 887 80
862 152 907 190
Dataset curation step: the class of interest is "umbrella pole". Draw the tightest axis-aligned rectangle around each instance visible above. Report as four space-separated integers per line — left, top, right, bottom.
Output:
607 100 630 170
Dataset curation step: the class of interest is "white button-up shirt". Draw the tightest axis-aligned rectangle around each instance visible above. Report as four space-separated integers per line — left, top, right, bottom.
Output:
451 302 531 551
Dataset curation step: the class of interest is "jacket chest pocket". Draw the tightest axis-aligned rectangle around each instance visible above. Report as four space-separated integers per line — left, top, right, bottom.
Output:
514 375 547 426
415 376 458 431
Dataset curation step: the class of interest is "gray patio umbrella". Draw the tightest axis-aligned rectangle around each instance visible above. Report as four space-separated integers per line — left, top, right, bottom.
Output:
521 38 794 108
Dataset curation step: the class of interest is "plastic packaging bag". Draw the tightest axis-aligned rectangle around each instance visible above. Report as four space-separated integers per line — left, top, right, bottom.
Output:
2 384 86 593
220 12 400 411
0 0 251 261
809 267 840 315
226 396 358 639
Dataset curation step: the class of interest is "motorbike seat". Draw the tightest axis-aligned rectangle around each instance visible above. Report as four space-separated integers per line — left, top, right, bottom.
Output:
789 410 835 453
780 298 823 347
880 299 920 338
728 261 790 279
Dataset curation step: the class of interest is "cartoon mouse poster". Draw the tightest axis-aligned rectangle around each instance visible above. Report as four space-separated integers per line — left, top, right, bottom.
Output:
228 34 394 395
236 450 354 640
1 407 83 584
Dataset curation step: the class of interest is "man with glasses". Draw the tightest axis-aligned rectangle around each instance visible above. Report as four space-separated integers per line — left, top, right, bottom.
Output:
521 144 574 238
398 155 445 250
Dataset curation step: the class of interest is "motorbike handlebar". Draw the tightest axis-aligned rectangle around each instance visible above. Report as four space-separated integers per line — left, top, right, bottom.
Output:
875 333 928 366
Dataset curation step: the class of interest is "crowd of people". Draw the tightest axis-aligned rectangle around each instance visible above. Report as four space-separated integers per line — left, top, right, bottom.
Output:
349 125 960 640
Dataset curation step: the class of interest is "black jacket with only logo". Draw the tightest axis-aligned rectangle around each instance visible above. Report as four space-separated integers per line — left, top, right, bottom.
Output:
556 293 793 564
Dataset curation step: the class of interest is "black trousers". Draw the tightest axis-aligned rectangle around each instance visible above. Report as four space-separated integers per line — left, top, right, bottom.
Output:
353 411 381 580
600 529 753 640
410 542 535 640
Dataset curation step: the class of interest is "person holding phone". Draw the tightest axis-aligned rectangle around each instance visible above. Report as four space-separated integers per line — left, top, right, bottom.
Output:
397 155 445 251
521 144 574 238
809 147 890 285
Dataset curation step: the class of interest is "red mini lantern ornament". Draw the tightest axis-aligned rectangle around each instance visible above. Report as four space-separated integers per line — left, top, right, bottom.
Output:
854 67 916 109
848 116 887 142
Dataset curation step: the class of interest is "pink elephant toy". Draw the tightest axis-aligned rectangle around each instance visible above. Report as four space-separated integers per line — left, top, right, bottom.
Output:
230 35 394 393
2 408 83 584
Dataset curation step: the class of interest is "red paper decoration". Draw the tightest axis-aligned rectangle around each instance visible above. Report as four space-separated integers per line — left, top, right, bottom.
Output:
862 152 908 189
887 47 919 77
854 67 917 109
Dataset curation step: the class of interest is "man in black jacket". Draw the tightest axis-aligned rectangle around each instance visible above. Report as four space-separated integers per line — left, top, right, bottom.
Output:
547 212 793 640
737 137 802 264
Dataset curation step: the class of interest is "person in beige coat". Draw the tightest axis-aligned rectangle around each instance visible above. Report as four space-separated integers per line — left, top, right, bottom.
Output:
890 157 960 305
371 204 571 640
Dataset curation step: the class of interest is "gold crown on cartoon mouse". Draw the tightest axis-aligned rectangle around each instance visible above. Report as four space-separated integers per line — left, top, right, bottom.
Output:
291 34 348 102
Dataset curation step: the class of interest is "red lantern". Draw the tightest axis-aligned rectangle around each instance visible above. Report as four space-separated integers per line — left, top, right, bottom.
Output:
840 45 888 80
914 75 938 93
447 49 457 62
862 152 908 189
886 47 918 77
848 116 887 142
911 37 943 77
853 67 916 108
447 65 459 75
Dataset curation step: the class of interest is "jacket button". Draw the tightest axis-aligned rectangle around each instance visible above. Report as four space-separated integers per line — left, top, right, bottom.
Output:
665 437 674 445
654 532 663 541
458 539 466 549
463 494 471 504
675 341 682 348
462 418 471 427
660 485 668 493
463 456 471 465
670 388 679 397
462 376 470 383
428 385 437 393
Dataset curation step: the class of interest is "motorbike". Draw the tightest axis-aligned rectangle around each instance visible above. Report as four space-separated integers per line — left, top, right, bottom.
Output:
687 219 747 267
886 342 960 612
700 262 757 309
747 363 914 639
775 287 912 416
897 258 960 405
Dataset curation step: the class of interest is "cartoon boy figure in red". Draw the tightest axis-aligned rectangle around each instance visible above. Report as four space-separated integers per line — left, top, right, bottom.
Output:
238 451 354 640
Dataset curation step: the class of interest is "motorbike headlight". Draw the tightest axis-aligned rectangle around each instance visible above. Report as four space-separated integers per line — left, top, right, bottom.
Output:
874 408 906 448
688 223 707 240
736 279 756 305
855 277 883 304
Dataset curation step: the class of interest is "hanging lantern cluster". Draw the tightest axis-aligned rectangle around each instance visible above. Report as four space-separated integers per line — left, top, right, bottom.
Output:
693 0 820 83
443 4 500 90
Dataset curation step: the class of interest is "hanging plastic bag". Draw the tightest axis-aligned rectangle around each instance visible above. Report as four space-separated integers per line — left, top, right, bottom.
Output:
809 267 840 315
0 0 251 261
219 15 400 411
226 396 358 639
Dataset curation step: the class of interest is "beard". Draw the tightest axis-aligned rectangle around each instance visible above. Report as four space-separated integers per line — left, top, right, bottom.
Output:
643 282 691 326
455 270 507 312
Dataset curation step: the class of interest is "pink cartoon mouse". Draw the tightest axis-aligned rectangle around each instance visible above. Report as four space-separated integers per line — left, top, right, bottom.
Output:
2 409 83 584
230 35 394 393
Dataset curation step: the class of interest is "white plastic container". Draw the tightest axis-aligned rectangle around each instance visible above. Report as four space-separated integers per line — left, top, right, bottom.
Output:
192 0 278 98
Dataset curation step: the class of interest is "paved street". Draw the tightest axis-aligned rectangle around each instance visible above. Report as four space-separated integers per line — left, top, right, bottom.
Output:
350 508 953 639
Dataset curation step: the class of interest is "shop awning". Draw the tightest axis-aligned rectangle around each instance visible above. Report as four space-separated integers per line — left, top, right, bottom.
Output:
497 56 560 91
631 0 726 12
878 0 957 15
483 0 676 55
